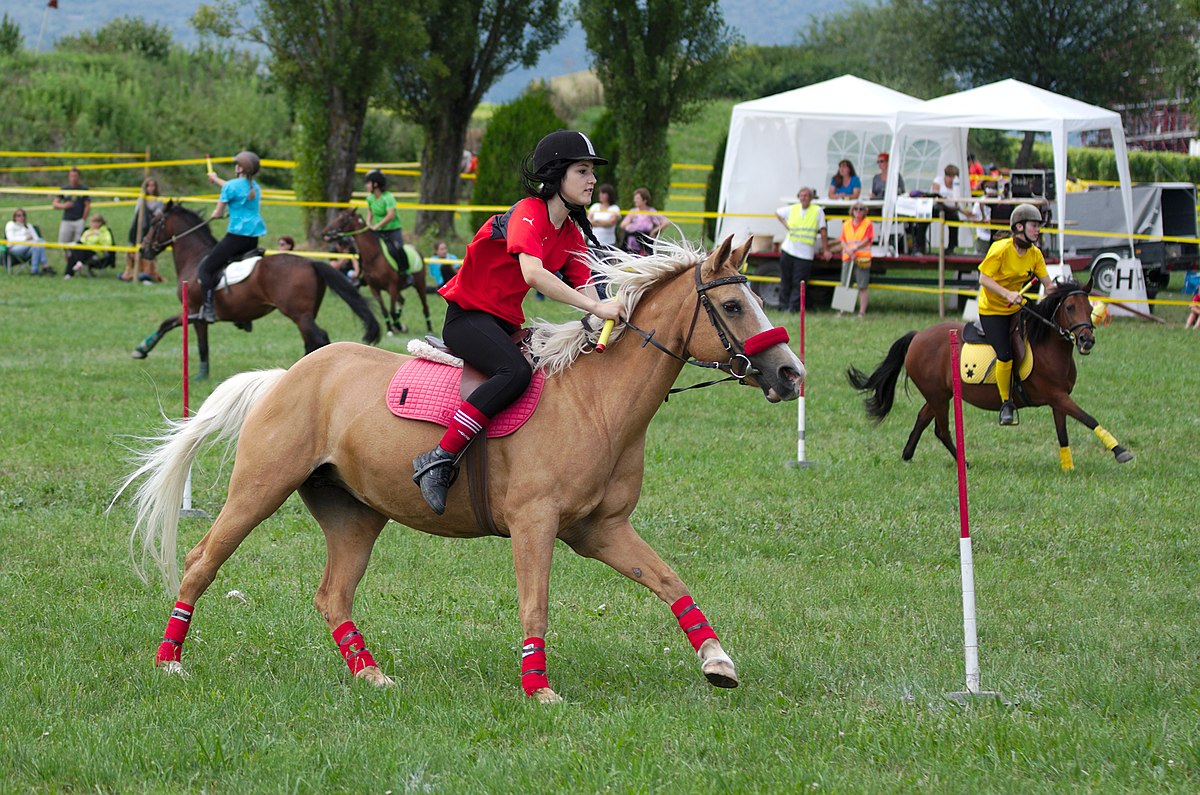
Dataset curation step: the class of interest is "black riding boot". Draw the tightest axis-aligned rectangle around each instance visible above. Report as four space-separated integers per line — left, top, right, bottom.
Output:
999 400 1019 426
412 445 459 515
189 290 217 324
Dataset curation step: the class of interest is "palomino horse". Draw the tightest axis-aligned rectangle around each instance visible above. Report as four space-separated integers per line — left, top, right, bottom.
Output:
130 202 381 379
321 208 432 335
847 279 1133 469
115 236 804 702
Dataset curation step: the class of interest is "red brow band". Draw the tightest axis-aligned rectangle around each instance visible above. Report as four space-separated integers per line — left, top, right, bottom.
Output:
743 326 789 356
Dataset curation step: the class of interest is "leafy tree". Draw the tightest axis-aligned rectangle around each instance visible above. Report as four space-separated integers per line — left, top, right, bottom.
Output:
471 88 564 230
0 13 22 56
586 108 621 194
193 0 425 241
713 45 844 100
55 16 174 60
384 0 565 240
579 0 739 209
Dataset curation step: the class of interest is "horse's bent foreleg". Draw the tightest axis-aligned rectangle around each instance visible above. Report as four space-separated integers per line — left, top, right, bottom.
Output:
298 481 392 687
1052 407 1074 470
567 520 738 690
131 315 182 359
509 519 561 703
1051 395 1134 464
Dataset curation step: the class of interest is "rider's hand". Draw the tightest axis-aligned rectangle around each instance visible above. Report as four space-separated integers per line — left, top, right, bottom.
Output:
592 300 622 323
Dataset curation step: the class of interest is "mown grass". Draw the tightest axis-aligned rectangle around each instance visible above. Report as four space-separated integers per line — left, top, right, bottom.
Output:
1 264 1197 792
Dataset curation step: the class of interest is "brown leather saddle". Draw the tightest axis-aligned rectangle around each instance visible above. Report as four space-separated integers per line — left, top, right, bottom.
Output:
421 330 534 538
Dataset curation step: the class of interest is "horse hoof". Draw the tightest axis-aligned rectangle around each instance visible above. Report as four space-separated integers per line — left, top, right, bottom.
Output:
530 687 562 704
130 349 147 360
158 660 189 678
702 656 740 689
1114 447 1134 464
387 330 395 337
354 666 395 688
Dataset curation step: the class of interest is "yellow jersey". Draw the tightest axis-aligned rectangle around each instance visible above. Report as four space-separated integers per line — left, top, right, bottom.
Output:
977 237 1048 316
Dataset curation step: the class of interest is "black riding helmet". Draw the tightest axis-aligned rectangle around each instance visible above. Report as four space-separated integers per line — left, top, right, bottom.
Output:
532 130 608 173
364 169 387 190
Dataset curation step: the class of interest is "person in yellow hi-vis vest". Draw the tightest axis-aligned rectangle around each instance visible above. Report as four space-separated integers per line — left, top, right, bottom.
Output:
977 203 1053 426
839 201 874 317
774 187 829 311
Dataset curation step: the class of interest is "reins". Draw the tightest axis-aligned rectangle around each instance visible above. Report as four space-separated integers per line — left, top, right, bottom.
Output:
146 213 213 258
1018 289 1092 344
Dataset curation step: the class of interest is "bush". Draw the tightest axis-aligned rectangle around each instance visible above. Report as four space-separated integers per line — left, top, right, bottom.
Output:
56 16 173 61
705 131 727 245
471 87 565 230
0 13 21 56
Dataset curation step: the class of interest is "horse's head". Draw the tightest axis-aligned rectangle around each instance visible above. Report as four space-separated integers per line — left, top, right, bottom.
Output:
686 235 805 402
140 200 176 259
1029 278 1096 355
321 208 364 242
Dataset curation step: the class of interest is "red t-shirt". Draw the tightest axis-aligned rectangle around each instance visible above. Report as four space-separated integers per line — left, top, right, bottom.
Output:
439 197 592 326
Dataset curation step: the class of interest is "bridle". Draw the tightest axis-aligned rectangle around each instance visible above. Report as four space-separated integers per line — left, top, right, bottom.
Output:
322 211 368 243
1019 289 1094 346
616 261 790 395
143 209 212 259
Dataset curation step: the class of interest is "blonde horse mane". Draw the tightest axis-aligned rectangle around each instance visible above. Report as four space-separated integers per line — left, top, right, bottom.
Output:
529 238 708 377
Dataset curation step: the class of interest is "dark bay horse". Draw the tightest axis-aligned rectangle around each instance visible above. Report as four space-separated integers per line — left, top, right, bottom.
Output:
130 202 381 379
847 280 1133 469
114 236 804 702
321 208 432 335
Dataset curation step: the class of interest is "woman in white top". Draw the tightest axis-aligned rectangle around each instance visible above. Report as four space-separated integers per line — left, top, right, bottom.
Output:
586 183 620 248
5 208 49 274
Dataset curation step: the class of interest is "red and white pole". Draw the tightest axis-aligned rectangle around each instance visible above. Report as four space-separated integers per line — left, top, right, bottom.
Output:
796 280 808 465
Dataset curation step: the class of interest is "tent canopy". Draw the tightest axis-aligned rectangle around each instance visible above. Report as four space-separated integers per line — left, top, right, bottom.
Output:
714 75 954 243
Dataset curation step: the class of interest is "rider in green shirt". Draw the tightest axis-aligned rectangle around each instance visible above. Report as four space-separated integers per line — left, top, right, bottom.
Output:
363 169 407 275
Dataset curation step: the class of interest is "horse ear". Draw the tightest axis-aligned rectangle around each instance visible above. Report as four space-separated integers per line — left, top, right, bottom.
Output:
1082 275 1094 294
703 235 736 281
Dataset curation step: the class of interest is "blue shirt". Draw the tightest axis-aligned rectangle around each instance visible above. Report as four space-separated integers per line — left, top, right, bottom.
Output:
830 175 861 197
221 177 267 237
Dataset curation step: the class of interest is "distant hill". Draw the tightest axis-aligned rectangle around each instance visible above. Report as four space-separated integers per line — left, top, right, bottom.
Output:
5 0 848 101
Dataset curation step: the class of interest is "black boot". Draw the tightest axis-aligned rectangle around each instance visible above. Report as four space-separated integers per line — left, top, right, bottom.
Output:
189 291 218 324
412 445 459 515
999 400 1019 426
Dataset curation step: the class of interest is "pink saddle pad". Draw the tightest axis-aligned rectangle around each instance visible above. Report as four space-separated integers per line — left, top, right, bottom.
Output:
385 358 544 437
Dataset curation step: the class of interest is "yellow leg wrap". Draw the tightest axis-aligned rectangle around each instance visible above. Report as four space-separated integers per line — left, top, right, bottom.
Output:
1059 446 1074 471
1094 425 1119 451
994 360 1013 402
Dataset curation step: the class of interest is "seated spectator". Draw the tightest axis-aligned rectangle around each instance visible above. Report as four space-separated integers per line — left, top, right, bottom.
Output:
330 237 358 283
65 213 114 278
277 235 296 251
828 159 861 200
1185 292 1200 330
931 164 964 252
5 208 51 275
619 187 668 256
429 240 460 288
870 153 904 200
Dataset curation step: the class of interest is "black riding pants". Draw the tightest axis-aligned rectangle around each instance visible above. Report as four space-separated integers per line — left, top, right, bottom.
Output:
979 312 1014 361
375 228 407 271
442 301 532 418
778 250 814 311
197 233 259 294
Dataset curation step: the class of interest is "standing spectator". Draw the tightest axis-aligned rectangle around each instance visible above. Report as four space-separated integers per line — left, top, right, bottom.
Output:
828 159 861 200
619 187 668 256
839 201 875 317
121 176 165 282
870 153 904 200
587 183 621 249
429 240 460 288
968 153 985 191
5 208 50 275
774 187 829 312
192 151 267 323
276 235 296 251
65 213 114 278
52 166 89 271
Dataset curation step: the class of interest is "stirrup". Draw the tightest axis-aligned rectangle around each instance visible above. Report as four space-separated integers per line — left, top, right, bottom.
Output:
999 400 1019 426
411 446 460 515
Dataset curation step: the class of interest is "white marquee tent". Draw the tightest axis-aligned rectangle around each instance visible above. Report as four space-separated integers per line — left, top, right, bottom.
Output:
714 75 966 244
885 79 1135 263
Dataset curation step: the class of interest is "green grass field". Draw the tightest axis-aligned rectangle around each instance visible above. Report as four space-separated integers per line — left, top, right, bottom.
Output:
1 248 1197 792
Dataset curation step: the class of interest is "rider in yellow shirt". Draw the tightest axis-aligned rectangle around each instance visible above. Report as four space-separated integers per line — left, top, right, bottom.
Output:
976 203 1053 426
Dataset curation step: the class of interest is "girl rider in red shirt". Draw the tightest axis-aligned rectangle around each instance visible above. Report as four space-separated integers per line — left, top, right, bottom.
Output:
412 130 624 514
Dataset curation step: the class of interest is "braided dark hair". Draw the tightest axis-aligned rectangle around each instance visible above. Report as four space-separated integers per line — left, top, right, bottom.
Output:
519 156 604 250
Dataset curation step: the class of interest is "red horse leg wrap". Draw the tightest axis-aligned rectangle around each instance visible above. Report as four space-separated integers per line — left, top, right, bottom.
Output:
520 637 549 696
156 600 194 664
672 595 719 652
743 326 790 356
333 621 377 675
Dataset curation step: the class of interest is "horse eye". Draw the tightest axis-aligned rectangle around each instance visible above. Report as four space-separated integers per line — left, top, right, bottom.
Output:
722 300 741 314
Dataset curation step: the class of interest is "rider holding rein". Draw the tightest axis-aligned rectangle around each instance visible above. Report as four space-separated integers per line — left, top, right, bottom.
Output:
362 169 407 274
192 151 267 324
412 130 623 515
976 202 1053 426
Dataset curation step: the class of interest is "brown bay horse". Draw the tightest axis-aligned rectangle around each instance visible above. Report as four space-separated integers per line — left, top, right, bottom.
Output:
321 208 432 335
130 202 381 379
847 280 1133 469
114 236 804 702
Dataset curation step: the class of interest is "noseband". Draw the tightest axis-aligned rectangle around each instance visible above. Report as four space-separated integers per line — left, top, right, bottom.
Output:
619 261 790 393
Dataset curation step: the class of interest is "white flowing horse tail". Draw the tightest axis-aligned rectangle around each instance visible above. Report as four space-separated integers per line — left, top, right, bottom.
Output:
111 369 288 595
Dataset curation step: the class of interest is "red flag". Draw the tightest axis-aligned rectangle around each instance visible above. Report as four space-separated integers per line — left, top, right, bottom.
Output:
48 1 59 9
